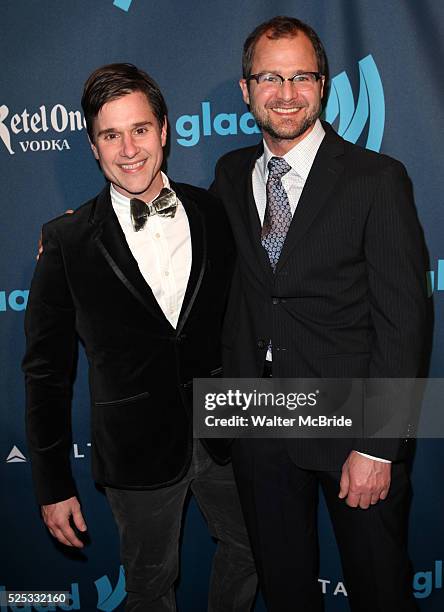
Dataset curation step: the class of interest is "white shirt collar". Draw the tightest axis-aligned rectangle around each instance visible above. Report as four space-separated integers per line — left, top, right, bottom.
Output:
261 119 325 181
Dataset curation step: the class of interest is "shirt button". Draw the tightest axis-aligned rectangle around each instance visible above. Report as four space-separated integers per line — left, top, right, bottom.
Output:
164 271 169 276
155 233 160 239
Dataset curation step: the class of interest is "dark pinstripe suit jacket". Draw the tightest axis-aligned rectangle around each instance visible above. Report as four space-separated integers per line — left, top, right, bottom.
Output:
212 122 428 468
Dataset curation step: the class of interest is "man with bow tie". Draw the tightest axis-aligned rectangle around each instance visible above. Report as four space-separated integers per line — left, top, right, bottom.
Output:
23 63 256 612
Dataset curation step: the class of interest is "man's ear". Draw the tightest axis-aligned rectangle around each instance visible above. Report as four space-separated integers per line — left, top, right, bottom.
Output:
239 79 250 106
161 117 167 147
88 135 99 160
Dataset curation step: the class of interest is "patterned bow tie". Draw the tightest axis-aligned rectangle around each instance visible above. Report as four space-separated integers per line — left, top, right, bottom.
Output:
130 188 178 231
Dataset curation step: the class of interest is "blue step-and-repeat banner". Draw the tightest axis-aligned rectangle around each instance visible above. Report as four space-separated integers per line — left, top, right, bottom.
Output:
1 1 443 610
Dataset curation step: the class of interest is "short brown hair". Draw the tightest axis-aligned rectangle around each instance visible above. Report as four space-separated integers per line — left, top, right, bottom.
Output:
81 63 167 141
242 16 328 81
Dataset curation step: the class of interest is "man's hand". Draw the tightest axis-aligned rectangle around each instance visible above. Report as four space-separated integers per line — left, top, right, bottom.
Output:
41 495 87 548
339 451 391 509
37 210 74 260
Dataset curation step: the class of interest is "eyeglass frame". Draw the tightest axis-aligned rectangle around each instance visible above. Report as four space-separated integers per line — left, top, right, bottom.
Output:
246 71 324 87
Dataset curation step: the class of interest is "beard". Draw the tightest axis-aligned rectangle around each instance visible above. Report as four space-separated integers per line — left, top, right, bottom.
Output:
250 97 322 142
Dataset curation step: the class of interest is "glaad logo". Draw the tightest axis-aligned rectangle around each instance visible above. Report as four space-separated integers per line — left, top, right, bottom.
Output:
413 560 443 599
175 101 260 147
0 290 29 312
0 103 85 155
113 0 134 10
426 261 444 296
95 566 126 611
324 54 385 152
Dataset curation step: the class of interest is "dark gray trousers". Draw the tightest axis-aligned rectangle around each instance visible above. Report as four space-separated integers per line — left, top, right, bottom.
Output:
232 438 417 612
106 441 257 612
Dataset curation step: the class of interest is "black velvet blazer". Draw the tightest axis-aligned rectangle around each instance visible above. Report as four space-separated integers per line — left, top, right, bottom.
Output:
23 182 235 505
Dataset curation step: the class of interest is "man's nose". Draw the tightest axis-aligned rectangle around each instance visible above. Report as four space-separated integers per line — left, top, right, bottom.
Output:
280 79 300 99
121 132 139 157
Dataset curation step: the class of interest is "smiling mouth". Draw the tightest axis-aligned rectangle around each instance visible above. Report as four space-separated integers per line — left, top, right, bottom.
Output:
271 107 303 114
120 160 146 171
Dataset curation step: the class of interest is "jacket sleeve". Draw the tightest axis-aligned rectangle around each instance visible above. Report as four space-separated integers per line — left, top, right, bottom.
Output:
22 223 78 505
355 160 428 460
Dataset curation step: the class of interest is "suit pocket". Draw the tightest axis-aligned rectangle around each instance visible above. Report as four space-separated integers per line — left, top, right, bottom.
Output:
94 390 150 406
91 387 187 487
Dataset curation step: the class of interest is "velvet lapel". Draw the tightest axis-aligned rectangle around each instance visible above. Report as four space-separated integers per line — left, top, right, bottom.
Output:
275 125 345 274
172 182 207 337
90 186 173 330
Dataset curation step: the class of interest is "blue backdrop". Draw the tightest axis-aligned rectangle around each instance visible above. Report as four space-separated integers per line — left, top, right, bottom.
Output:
1 1 443 610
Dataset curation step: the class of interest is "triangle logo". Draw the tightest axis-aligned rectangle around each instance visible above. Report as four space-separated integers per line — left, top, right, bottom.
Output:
6 445 27 463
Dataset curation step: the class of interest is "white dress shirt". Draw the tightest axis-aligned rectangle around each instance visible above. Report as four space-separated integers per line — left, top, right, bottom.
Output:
252 118 325 224
252 120 389 463
110 173 192 329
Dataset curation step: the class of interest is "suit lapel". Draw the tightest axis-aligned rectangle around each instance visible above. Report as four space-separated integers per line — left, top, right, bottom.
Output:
276 125 345 273
91 186 173 328
232 144 274 283
172 182 207 336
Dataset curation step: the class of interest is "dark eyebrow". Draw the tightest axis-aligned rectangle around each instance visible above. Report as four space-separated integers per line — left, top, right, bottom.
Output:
96 121 153 139
96 128 117 138
257 70 314 75
133 121 153 129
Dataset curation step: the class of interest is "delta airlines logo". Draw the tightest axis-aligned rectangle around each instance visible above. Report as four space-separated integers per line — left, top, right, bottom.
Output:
5 443 90 462
5 445 27 463
0 55 384 155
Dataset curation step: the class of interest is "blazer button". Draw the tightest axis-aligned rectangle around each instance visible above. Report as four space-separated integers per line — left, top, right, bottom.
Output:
272 298 280 305
257 339 267 349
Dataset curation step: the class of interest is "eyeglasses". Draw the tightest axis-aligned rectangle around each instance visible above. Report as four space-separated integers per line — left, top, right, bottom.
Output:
246 72 324 90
